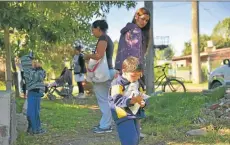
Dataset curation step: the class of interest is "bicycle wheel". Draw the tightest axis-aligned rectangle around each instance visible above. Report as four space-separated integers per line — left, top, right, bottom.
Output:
163 79 186 92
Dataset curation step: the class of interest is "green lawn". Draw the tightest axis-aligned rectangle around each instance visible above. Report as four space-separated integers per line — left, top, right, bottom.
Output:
15 86 230 145
16 97 108 145
141 86 230 144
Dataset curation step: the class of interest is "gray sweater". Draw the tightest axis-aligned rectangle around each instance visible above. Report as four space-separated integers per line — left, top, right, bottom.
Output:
20 55 46 94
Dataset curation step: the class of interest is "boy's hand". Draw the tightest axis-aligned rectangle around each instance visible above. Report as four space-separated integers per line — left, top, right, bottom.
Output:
130 95 143 105
130 97 137 104
140 100 145 107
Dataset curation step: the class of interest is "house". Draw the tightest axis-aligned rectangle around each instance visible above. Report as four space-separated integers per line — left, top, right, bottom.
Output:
171 47 230 81
172 47 230 68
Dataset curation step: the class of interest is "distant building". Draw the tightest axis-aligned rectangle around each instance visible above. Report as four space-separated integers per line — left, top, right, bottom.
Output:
171 47 230 81
172 47 230 68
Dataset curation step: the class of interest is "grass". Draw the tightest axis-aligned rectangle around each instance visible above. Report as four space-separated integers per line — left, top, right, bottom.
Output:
15 86 230 145
0 81 6 90
184 82 208 88
141 86 230 144
16 97 109 145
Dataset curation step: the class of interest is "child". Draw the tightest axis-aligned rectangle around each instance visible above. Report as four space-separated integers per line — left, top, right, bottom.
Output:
72 43 86 98
21 54 46 135
109 56 148 145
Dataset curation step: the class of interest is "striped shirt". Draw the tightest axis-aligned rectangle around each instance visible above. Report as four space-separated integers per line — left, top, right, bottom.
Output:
21 55 46 94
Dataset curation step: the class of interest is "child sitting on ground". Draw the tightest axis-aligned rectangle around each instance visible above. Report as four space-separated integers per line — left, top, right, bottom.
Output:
109 56 149 145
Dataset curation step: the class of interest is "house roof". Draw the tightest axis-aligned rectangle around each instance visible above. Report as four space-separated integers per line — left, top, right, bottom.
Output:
172 47 230 61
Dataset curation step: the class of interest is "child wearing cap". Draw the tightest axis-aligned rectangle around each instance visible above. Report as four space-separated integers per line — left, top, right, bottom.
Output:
109 56 148 145
72 44 87 98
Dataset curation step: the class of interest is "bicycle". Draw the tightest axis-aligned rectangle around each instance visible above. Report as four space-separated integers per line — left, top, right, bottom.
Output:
154 64 186 92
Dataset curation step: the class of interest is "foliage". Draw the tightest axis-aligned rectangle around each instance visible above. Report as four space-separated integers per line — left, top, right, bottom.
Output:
212 17 230 40
182 17 230 56
112 40 119 61
182 34 211 56
155 45 175 60
0 1 136 49
182 41 192 56
211 17 230 48
0 81 6 90
0 1 136 77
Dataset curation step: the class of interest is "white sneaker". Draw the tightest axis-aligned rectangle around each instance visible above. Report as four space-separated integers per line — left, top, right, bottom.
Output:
78 93 86 99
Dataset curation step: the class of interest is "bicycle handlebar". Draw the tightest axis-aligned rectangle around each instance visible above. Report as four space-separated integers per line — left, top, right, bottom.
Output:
154 64 170 69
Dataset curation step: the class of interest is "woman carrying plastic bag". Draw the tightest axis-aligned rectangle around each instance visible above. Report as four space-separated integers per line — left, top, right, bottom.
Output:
84 20 115 134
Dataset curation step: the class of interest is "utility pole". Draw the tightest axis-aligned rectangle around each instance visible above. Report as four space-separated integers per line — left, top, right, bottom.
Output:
191 0 201 84
144 1 154 94
5 25 12 91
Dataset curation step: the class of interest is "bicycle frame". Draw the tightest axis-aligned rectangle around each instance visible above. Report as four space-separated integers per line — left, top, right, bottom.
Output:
154 66 169 90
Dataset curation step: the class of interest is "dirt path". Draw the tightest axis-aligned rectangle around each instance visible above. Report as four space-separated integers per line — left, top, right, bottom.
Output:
59 130 120 145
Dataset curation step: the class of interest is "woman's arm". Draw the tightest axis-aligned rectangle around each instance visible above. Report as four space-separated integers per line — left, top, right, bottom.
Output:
84 40 107 60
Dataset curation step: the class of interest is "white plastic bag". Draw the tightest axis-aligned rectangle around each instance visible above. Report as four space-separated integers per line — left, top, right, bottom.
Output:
86 53 110 83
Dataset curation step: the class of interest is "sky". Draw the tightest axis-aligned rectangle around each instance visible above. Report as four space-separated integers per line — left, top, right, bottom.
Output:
104 2 230 56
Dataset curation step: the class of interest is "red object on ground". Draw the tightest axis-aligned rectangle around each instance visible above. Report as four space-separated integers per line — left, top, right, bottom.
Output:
209 103 220 110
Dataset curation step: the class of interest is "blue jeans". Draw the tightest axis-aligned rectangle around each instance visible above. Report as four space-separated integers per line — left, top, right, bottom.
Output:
93 80 112 129
117 119 140 145
27 90 43 132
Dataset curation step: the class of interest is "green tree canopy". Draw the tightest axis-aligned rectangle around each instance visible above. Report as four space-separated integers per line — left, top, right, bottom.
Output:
0 1 136 55
182 17 230 56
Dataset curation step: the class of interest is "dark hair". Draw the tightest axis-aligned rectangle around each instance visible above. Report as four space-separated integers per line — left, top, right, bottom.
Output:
92 20 108 32
132 7 151 51
73 40 83 51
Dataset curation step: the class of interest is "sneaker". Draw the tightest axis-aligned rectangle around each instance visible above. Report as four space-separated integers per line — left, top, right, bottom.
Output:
78 93 86 99
34 128 47 135
140 132 146 140
27 128 33 135
93 127 112 134
92 124 100 130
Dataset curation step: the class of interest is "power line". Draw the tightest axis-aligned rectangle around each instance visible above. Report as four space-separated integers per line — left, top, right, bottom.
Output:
200 3 221 21
217 2 230 11
155 3 189 9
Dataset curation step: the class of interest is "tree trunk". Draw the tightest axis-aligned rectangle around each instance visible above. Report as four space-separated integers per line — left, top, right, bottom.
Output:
5 25 12 91
144 1 154 94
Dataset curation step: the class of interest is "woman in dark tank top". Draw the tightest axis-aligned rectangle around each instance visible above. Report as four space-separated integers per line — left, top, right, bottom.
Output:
84 20 114 133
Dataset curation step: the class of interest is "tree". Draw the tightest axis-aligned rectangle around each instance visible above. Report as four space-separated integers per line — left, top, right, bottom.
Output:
212 17 230 48
0 1 136 95
182 34 211 56
182 41 192 55
0 1 136 55
182 17 230 56
212 17 230 39
155 45 175 60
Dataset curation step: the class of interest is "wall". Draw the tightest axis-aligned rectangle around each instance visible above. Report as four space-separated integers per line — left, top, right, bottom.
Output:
0 91 16 145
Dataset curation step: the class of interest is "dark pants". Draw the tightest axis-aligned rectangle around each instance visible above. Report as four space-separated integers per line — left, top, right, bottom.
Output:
21 71 26 95
117 119 140 145
27 90 43 133
77 82 84 93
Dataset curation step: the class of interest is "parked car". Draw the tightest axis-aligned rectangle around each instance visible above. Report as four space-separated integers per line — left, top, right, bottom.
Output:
208 59 230 89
